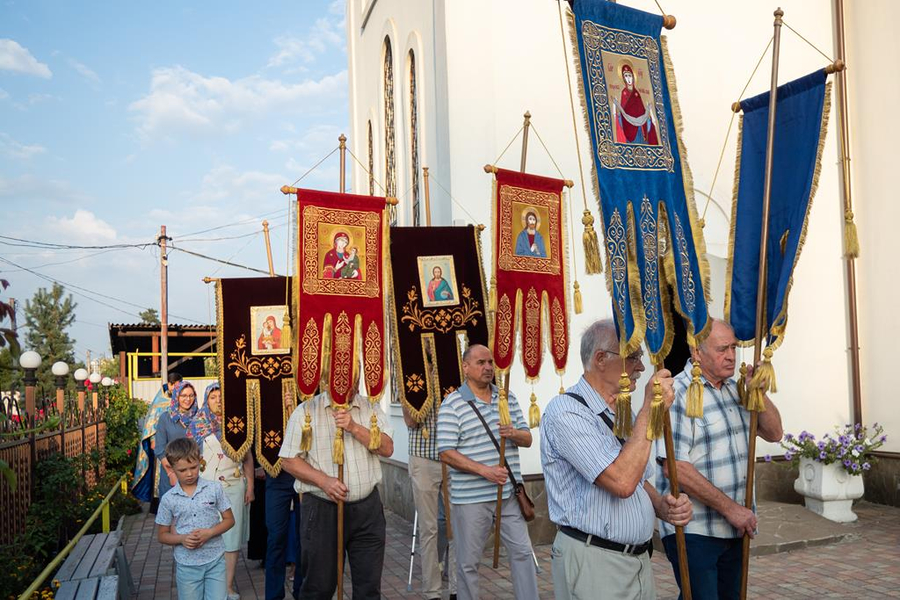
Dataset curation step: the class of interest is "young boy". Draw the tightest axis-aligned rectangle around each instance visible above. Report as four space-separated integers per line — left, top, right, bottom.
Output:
156 437 235 600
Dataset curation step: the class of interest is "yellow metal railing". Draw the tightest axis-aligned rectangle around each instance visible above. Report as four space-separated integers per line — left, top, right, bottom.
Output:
17 473 129 600
127 351 217 399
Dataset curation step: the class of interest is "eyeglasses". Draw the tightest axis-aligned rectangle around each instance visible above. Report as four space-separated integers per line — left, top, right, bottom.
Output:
179 393 197 400
602 349 644 364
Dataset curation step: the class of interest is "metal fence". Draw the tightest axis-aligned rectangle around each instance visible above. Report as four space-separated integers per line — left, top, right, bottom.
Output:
0 390 107 546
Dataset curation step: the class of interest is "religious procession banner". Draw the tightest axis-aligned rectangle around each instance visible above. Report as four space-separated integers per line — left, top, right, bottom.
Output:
217 276 295 475
489 168 570 381
388 225 489 428
292 189 388 406
570 0 711 364
726 70 832 365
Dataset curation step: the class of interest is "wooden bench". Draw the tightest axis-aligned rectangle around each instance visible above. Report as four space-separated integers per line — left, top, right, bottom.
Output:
54 531 132 600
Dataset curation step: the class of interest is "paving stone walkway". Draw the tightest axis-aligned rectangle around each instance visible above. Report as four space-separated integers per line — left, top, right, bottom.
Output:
123 501 900 599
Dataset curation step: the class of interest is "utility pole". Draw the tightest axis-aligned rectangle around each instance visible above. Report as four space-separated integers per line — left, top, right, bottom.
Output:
158 226 170 384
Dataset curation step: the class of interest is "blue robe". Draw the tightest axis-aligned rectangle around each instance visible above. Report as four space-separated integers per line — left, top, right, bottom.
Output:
515 228 547 257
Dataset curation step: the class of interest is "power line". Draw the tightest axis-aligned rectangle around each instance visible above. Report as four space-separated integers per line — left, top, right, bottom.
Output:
175 208 289 238
168 245 276 276
0 248 122 273
0 235 152 251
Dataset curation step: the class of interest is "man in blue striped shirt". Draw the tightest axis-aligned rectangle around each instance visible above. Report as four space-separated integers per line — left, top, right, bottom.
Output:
655 319 782 599
540 319 693 600
436 344 539 600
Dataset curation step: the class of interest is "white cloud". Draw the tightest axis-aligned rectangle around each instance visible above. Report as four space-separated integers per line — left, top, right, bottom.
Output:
45 210 117 244
0 174 92 204
0 39 51 78
0 132 46 159
266 9 345 69
67 57 100 83
270 123 343 154
129 66 347 141
0 88 8 100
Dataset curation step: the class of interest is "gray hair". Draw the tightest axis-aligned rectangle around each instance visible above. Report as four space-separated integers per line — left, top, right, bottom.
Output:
697 318 735 350
462 343 488 363
580 319 619 371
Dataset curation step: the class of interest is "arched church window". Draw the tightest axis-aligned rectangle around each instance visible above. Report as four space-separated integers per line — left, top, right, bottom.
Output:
383 37 397 224
409 49 420 226
367 120 374 196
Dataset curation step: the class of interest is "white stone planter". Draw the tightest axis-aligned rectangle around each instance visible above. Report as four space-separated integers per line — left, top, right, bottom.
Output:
793 457 864 523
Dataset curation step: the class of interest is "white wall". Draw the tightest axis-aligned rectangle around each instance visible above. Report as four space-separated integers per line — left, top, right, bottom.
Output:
349 0 867 471
846 0 900 453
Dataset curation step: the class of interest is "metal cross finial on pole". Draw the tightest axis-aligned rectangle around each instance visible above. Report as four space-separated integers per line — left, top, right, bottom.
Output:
740 8 784 599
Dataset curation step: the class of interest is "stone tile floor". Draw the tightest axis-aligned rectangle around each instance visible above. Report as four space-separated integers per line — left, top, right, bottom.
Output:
124 501 900 599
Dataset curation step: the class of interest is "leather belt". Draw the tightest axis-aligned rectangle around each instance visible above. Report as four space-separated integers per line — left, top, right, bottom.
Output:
559 526 652 556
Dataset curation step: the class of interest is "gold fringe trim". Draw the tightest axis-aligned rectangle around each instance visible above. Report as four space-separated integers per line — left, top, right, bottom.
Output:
646 377 665 441
528 391 541 429
614 370 633 438
844 209 859 259
368 412 381 451
300 409 313 453
736 362 748 408
582 209 603 274
661 36 713 349
498 387 512 427
573 280 583 314
724 113 745 337
686 360 704 418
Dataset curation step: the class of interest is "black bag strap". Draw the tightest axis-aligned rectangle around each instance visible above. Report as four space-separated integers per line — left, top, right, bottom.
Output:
465 400 520 487
564 392 625 446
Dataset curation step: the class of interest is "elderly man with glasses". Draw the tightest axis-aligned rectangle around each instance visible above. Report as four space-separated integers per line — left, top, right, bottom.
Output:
539 319 693 600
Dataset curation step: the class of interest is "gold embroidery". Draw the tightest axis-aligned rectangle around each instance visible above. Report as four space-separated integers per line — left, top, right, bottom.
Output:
332 311 353 397
672 212 697 313
405 373 425 393
639 196 660 333
302 206 380 297
523 287 541 371
607 208 628 320
580 20 674 172
497 294 513 360
401 284 483 334
264 430 282 449
551 296 567 363
228 335 293 381
363 320 382 391
227 416 245 434
300 318 320 388
498 184 562 275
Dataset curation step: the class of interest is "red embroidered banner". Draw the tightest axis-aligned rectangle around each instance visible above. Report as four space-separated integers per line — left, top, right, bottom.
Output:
293 189 388 405
491 168 569 379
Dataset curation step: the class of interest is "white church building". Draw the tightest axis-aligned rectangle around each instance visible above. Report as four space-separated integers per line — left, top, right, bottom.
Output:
344 0 900 527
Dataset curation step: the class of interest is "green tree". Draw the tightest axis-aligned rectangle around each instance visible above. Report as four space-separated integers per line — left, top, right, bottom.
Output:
23 283 77 393
139 307 160 325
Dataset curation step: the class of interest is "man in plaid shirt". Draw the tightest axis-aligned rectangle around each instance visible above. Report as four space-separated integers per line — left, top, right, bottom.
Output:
655 319 783 599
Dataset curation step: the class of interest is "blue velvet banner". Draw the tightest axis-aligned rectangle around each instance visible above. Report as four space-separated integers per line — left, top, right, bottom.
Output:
726 70 831 347
571 0 710 360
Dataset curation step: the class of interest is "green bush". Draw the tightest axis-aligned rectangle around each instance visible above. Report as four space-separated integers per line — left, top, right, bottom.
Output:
103 385 146 474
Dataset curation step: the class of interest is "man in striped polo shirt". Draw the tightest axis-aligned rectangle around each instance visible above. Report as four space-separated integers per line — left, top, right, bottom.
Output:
540 319 693 599
403 400 457 599
655 318 782 599
436 344 539 600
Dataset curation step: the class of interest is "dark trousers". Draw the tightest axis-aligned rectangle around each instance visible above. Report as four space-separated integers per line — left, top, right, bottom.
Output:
663 533 742 600
299 488 386 600
266 471 302 600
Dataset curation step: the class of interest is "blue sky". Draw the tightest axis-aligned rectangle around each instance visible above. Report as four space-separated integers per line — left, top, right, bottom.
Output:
1 0 348 362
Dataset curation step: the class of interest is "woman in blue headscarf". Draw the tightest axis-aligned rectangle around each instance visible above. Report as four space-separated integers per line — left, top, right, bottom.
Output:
154 380 198 501
132 373 183 506
189 382 254 600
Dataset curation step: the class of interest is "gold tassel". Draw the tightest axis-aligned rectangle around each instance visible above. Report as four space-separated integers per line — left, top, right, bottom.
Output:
281 306 292 348
332 428 344 465
528 391 541 429
498 388 512 427
844 209 860 259
489 276 498 314
559 376 565 396
300 410 313 452
421 425 429 439
686 360 704 418
582 209 603 275
698 217 706 229
614 371 633 438
646 377 665 441
368 413 381 451
750 346 777 394
747 387 767 412
736 362 748 409
573 280 583 314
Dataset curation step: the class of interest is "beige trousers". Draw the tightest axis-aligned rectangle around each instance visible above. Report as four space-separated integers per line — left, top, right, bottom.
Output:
551 530 656 600
409 455 456 598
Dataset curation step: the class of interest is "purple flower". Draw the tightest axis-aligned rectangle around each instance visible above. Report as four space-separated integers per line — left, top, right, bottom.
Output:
843 459 851 467
852 463 860 471
764 454 772 462
839 435 850 445
863 462 871 470
784 433 794 441
855 423 862 431
879 435 887 443
838 447 846 457
819 451 827 460
873 422 879 429
799 431 811 442
817 441 826 450
855 445 865 453
785 451 794 461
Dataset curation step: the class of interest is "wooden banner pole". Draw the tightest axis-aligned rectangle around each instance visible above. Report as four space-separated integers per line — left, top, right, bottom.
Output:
262 220 276 277
336 132 347 600
740 9 783 599
423 166 433 227
492 372 511 569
